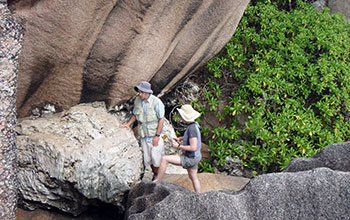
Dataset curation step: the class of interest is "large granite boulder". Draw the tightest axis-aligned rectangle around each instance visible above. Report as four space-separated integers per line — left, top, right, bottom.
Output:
126 168 350 219
16 102 143 215
125 141 350 219
9 0 250 118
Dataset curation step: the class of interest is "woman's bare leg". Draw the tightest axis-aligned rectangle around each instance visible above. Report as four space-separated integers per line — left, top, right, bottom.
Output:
153 155 181 182
187 168 200 193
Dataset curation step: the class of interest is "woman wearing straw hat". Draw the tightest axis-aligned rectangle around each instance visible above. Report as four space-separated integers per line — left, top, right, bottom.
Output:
153 104 202 193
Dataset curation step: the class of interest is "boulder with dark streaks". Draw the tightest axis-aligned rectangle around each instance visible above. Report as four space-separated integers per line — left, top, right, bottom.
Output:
10 0 249 118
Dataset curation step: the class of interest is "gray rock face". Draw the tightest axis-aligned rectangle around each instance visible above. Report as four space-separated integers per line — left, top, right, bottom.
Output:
126 168 350 219
284 141 350 172
313 0 350 21
328 0 350 21
126 142 350 219
10 0 250 118
313 0 327 10
16 102 143 215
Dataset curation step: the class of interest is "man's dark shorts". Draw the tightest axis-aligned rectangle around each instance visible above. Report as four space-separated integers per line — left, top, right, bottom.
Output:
180 153 202 170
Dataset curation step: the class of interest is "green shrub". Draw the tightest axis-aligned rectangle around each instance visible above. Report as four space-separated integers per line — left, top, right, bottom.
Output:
200 0 350 174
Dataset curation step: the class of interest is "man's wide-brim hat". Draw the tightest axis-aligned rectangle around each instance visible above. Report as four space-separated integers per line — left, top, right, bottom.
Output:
177 104 201 122
134 81 153 94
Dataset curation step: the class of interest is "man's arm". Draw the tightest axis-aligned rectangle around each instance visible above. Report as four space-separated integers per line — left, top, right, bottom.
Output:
120 114 136 128
152 117 164 146
155 117 165 136
120 98 137 128
153 99 165 146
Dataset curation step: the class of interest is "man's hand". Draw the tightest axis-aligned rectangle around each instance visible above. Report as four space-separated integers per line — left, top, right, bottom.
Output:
120 115 136 129
152 136 159 147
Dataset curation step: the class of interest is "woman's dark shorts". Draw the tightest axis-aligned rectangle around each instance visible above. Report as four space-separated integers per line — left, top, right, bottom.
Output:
180 153 202 170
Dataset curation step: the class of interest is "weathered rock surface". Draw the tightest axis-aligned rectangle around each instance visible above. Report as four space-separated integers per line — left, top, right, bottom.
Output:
9 0 250 118
126 168 350 220
15 172 249 219
285 141 350 172
126 142 350 219
16 102 143 215
0 2 23 219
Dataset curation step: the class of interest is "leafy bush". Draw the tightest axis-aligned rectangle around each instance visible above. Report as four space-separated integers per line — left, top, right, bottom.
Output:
200 0 350 174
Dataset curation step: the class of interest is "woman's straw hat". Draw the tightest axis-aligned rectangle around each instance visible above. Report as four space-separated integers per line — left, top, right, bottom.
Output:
177 104 200 122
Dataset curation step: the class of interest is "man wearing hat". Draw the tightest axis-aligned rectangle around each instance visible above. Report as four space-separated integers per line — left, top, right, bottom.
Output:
120 81 165 180
153 104 202 193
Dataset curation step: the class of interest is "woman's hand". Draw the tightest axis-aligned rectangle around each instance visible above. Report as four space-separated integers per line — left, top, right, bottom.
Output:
171 137 182 142
171 139 180 149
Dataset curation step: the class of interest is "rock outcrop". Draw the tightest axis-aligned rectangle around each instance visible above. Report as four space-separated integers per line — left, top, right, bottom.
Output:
9 0 250 118
126 168 350 220
125 142 350 219
16 102 143 215
285 141 350 172
16 101 181 215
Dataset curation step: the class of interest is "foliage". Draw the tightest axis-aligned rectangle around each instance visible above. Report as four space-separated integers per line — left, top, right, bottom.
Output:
199 1 350 174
